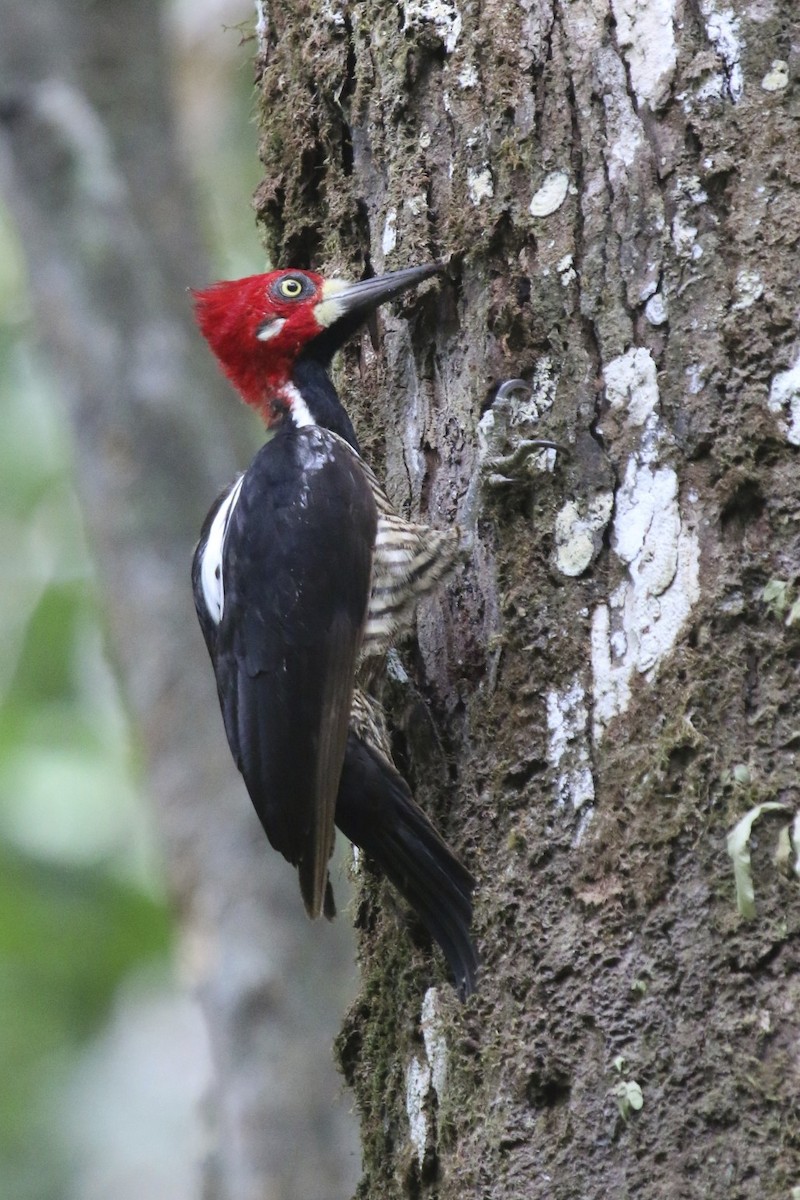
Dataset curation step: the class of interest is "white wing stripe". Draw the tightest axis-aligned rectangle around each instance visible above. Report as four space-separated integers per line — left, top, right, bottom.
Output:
200 476 245 624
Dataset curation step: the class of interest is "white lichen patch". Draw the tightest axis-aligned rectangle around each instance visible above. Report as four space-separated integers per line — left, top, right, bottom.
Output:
468 166 494 206
382 208 397 256
529 171 569 217
732 268 763 310
605 346 659 428
421 988 448 1101
403 0 461 52
458 64 479 89
767 352 800 446
320 0 346 26
645 292 668 325
699 0 744 101
406 1055 431 1166
686 363 706 395
677 175 709 206
761 60 789 91
527 356 559 417
546 678 596 820
554 493 614 577
592 499 701 738
254 0 268 51
671 213 700 259
404 193 427 218
682 74 726 109
609 0 678 109
669 176 710 259
386 648 411 685
557 253 577 286
592 350 701 739
596 47 646 185
611 460 695 623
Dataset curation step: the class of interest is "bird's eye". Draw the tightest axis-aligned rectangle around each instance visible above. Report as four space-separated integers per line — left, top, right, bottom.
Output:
278 276 305 299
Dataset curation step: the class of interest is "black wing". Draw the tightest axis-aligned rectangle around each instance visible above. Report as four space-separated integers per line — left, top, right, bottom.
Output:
193 426 377 917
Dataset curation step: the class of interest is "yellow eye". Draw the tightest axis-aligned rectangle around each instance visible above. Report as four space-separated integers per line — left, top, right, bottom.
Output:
280 277 304 298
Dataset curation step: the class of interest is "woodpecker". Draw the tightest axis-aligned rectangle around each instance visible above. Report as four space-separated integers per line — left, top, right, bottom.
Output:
191 263 477 997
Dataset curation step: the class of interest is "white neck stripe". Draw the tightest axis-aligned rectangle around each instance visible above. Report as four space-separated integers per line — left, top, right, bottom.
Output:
282 381 316 428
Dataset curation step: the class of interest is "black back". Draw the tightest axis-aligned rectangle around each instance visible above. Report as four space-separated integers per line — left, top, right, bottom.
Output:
193 424 377 915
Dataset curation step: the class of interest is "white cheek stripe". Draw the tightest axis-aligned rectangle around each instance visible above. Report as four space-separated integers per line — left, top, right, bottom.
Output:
200 475 245 624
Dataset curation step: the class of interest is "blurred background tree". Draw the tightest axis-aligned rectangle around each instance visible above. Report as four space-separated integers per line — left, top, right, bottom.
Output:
0 1 359 1198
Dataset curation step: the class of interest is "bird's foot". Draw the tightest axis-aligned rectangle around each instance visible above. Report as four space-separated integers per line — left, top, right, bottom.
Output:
481 378 566 488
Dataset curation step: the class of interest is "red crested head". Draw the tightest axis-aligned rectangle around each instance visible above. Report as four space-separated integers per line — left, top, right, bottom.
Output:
192 263 443 427
192 269 327 423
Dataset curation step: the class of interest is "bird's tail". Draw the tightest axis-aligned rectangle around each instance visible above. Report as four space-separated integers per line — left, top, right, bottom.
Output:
336 733 478 999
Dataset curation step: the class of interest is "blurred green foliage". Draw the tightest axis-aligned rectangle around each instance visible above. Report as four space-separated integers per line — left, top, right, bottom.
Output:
0 7 265 1192
0 205 172 1199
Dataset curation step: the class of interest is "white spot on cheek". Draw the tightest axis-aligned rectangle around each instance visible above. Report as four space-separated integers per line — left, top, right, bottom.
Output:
200 476 245 624
256 317 286 342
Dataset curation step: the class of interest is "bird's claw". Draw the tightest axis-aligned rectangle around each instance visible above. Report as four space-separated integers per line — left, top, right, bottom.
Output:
481 378 568 488
494 377 531 402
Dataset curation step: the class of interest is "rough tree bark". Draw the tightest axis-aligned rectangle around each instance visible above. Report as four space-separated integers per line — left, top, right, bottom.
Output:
0 1 359 1197
255 0 800 1196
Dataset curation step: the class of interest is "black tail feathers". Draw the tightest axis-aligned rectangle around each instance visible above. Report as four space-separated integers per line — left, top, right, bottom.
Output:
335 733 478 999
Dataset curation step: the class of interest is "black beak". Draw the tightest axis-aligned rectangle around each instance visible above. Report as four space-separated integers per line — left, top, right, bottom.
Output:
309 262 443 361
328 262 442 315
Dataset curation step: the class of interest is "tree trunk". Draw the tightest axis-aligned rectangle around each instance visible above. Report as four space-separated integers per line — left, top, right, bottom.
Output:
0 1 359 1197
255 1 800 1195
